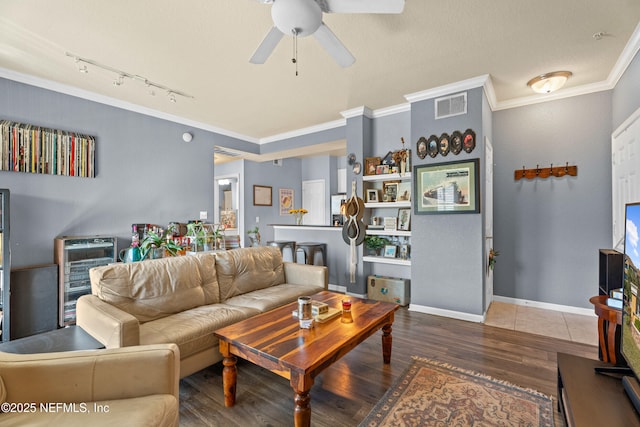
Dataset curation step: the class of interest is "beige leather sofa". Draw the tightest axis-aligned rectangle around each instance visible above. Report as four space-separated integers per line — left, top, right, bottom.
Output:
77 246 327 378
0 343 180 426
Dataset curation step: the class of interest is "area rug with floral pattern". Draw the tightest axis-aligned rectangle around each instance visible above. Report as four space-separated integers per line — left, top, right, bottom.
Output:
359 356 554 427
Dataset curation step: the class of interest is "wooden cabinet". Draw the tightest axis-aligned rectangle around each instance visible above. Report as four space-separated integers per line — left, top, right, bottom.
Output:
54 236 116 327
557 352 640 426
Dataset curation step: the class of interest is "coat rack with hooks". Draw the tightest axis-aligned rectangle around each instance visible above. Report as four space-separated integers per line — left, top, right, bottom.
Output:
514 163 577 181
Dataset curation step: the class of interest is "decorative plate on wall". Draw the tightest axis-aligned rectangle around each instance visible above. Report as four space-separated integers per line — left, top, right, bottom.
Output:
417 136 428 159
427 135 439 158
463 129 476 153
439 133 450 156
451 131 463 155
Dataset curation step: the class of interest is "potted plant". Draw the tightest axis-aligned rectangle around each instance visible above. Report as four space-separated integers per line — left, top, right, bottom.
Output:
247 226 260 247
140 229 184 259
186 222 210 252
364 235 390 256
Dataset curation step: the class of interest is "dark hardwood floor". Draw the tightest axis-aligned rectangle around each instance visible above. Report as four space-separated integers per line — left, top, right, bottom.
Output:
179 307 598 426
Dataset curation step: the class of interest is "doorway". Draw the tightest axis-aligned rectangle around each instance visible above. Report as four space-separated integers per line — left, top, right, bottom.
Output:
302 179 326 225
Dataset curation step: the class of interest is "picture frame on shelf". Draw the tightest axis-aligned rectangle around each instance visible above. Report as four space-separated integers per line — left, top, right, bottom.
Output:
397 181 411 202
376 164 389 175
279 188 294 215
382 180 400 202
397 208 411 231
381 151 395 166
366 189 380 203
383 245 397 258
383 216 397 232
364 157 381 176
253 185 272 206
413 158 480 214
398 244 410 260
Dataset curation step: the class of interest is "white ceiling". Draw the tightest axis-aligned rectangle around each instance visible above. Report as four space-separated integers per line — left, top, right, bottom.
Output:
1 0 639 151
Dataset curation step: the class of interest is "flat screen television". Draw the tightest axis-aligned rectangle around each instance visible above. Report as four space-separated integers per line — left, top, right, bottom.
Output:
621 201 640 412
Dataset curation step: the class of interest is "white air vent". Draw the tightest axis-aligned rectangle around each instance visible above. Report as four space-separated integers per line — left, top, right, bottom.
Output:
273 159 283 166
434 92 467 120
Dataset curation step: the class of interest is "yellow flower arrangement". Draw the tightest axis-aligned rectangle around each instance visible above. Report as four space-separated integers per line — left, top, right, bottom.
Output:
289 208 308 225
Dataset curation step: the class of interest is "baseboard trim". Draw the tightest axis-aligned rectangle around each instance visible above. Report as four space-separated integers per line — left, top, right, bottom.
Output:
492 295 595 317
328 284 347 293
408 304 485 323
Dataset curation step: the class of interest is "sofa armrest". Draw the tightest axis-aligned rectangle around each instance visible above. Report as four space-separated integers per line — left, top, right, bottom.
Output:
76 295 140 348
283 262 328 289
0 344 180 403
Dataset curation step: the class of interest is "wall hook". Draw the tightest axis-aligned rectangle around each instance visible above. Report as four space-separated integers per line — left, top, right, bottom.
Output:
514 163 578 181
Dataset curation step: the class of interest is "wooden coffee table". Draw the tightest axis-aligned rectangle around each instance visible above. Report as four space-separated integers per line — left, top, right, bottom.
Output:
213 290 398 427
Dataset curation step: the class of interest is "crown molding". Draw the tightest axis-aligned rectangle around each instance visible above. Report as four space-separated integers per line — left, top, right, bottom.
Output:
0 66 260 144
404 75 491 104
340 106 374 119
258 118 345 144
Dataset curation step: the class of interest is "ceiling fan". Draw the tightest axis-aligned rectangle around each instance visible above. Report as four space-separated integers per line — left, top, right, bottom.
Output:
250 0 405 68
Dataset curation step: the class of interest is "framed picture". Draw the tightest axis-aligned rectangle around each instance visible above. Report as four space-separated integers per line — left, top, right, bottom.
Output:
366 189 380 203
383 180 400 202
364 157 381 176
397 181 411 202
427 135 439 158
398 244 410 260
397 208 411 231
413 158 480 214
381 151 395 166
383 216 397 231
463 129 476 153
253 185 272 206
383 245 397 258
279 188 294 215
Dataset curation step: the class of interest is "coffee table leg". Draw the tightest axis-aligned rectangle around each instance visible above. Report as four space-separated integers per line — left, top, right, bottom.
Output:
294 390 311 427
382 323 393 364
220 341 238 407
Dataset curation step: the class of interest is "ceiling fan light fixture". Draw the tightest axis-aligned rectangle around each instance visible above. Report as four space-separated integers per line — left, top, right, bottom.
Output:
272 0 322 37
527 71 572 94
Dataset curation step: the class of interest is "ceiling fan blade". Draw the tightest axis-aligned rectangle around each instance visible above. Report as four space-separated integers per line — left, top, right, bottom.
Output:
249 26 284 64
319 0 405 14
313 23 355 68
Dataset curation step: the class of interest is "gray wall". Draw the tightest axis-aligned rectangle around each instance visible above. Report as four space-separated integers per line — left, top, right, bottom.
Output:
613 50 640 130
409 87 486 315
492 91 613 307
0 78 240 268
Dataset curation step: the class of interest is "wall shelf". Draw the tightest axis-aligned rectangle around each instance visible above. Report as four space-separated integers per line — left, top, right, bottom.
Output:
363 172 411 182
363 256 411 266
364 201 411 208
365 229 411 237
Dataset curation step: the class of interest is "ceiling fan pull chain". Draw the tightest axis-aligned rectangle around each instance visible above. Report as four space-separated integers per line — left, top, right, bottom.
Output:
292 28 298 76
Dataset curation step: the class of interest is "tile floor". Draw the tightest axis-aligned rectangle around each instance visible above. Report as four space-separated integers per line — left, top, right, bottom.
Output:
485 301 598 346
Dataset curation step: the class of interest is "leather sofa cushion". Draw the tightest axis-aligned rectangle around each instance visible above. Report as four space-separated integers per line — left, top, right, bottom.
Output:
139 303 259 359
89 253 219 323
215 247 285 301
0 394 178 427
224 283 325 313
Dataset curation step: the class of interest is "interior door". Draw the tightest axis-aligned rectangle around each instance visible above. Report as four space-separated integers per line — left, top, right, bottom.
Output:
484 137 494 310
302 179 326 225
612 108 640 249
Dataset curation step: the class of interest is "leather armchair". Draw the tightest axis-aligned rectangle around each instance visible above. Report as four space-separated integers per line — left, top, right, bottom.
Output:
0 344 180 426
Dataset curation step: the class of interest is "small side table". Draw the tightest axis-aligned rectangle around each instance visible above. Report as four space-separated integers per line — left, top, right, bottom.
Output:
589 295 623 364
0 326 104 354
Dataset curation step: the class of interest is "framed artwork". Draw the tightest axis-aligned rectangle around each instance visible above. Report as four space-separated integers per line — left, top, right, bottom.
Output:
253 185 272 206
383 245 397 258
366 189 380 203
364 157 381 176
279 188 294 215
397 208 411 231
413 158 480 215
383 216 397 232
397 181 411 202
383 180 400 202
398 244 410 260
381 151 395 166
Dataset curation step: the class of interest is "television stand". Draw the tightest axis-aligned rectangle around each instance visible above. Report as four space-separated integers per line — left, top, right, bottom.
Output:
557 352 640 426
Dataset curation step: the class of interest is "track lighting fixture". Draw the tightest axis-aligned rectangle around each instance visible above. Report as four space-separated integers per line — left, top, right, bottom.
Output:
66 52 193 103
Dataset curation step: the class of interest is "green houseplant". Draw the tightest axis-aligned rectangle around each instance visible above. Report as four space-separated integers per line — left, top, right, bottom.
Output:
247 226 260 247
140 229 183 259
364 235 390 256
